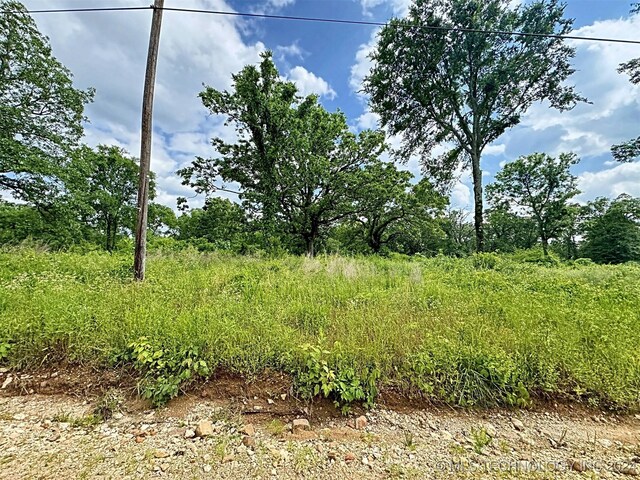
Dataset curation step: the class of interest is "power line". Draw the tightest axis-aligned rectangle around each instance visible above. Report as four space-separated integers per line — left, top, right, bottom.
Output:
3 4 640 46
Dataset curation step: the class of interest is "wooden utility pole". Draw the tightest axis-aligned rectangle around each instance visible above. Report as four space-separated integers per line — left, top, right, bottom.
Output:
134 0 165 281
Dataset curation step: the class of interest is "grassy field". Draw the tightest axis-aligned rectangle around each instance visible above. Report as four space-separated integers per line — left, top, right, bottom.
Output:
1 248 639 411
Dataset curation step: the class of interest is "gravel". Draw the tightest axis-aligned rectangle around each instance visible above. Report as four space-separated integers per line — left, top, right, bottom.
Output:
0 393 639 479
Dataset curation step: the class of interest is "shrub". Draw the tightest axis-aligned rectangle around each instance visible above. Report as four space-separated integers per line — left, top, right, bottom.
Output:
113 338 209 407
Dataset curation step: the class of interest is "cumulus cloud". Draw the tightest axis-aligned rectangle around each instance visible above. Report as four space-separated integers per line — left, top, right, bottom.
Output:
577 162 640 202
349 30 378 95
287 66 337 99
359 0 411 16
275 41 306 61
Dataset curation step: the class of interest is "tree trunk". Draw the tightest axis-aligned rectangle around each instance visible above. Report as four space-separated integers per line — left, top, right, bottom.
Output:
471 151 484 252
541 235 549 256
305 235 315 257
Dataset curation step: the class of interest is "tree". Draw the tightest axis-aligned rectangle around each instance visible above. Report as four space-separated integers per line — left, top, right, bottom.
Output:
580 195 640 264
611 3 640 162
484 204 538 252
440 209 475 256
178 51 297 247
364 0 585 251
1 1 94 203
67 145 151 251
179 52 387 256
354 164 447 253
177 197 250 250
486 152 579 255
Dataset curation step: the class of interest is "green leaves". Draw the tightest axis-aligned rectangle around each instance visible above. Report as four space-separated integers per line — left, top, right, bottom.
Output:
486 152 580 255
0 1 94 203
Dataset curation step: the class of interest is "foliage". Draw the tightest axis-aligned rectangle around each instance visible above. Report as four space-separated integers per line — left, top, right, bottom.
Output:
364 0 585 250
179 52 387 256
295 343 380 414
485 205 538 253
0 0 94 203
0 339 12 362
611 3 640 162
487 153 580 255
470 426 492 454
580 194 640 264
2 250 640 410
114 337 210 407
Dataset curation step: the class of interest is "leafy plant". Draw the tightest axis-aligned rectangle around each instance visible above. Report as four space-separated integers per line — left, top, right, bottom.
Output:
93 389 124 420
470 426 492 454
295 343 380 414
114 337 209 407
0 340 12 363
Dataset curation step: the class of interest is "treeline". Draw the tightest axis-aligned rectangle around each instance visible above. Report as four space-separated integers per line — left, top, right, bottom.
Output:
1 0 639 263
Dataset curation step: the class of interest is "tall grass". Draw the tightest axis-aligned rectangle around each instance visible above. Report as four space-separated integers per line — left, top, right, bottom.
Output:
1 248 639 409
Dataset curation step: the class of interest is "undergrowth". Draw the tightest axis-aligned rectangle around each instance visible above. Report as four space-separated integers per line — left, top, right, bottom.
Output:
1 249 640 411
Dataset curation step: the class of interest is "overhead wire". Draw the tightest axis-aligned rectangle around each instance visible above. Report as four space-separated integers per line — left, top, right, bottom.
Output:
2 4 640 46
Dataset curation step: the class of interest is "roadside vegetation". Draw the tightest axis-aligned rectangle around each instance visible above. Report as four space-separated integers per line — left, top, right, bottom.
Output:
1 248 639 411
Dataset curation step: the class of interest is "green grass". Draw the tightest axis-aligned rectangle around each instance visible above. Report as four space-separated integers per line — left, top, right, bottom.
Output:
1 248 639 410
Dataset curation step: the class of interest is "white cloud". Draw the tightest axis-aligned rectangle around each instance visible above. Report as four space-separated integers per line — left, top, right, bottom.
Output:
22 0 269 210
450 182 471 209
287 66 337 99
275 41 306 61
359 0 411 17
356 111 380 130
484 144 506 156
350 30 378 95
577 161 640 202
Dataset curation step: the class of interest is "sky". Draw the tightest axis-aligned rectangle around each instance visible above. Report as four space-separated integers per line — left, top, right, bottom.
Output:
17 0 640 212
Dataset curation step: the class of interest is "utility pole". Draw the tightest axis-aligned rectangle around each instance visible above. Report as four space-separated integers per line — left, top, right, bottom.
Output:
134 0 164 281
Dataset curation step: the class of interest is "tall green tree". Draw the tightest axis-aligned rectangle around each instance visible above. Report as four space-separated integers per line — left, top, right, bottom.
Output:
354 163 447 253
611 3 640 162
485 204 538 252
580 195 640 264
486 152 580 256
1 1 94 203
179 52 387 256
178 51 296 247
67 145 152 251
364 0 585 251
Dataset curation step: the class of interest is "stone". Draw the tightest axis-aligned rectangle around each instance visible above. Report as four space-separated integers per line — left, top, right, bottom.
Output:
616 465 639 476
441 431 454 441
135 436 145 443
569 459 587 472
345 452 356 462
2 376 13 389
222 454 235 463
280 394 287 401
598 439 613 448
241 424 256 436
362 456 369 465
195 421 214 437
511 418 525 431
355 416 368 430
184 429 196 439
485 423 497 438
154 449 170 459
328 451 337 461
203 464 212 473
267 399 275 405
242 436 256 448
292 418 310 433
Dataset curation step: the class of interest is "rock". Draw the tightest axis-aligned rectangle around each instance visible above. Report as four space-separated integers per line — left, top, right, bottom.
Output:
355 415 368 430
328 451 337 461
616 465 639 476
485 423 497 438
280 394 287 401
0 367 9 374
511 418 525 431
267 399 275 405
135 436 145 443
203 464 212 473
441 431 454 441
241 424 256 436
345 452 356 462
569 459 587 472
598 438 613 448
362 456 369 465
195 421 214 438
242 436 256 448
184 429 196 439
222 454 235 463
47 432 61 442
154 449 170 459
160 463 169 472
292 418 310 433
1 376 12 389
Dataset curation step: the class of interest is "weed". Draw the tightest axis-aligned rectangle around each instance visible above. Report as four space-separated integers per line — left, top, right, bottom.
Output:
403 431 417 451
266 419 286 436
470 426 492 454
52 410 101 428
93 389 124 420
0 341 11 363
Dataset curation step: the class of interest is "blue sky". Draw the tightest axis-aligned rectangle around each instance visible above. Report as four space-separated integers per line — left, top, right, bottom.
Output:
19 0 640 211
